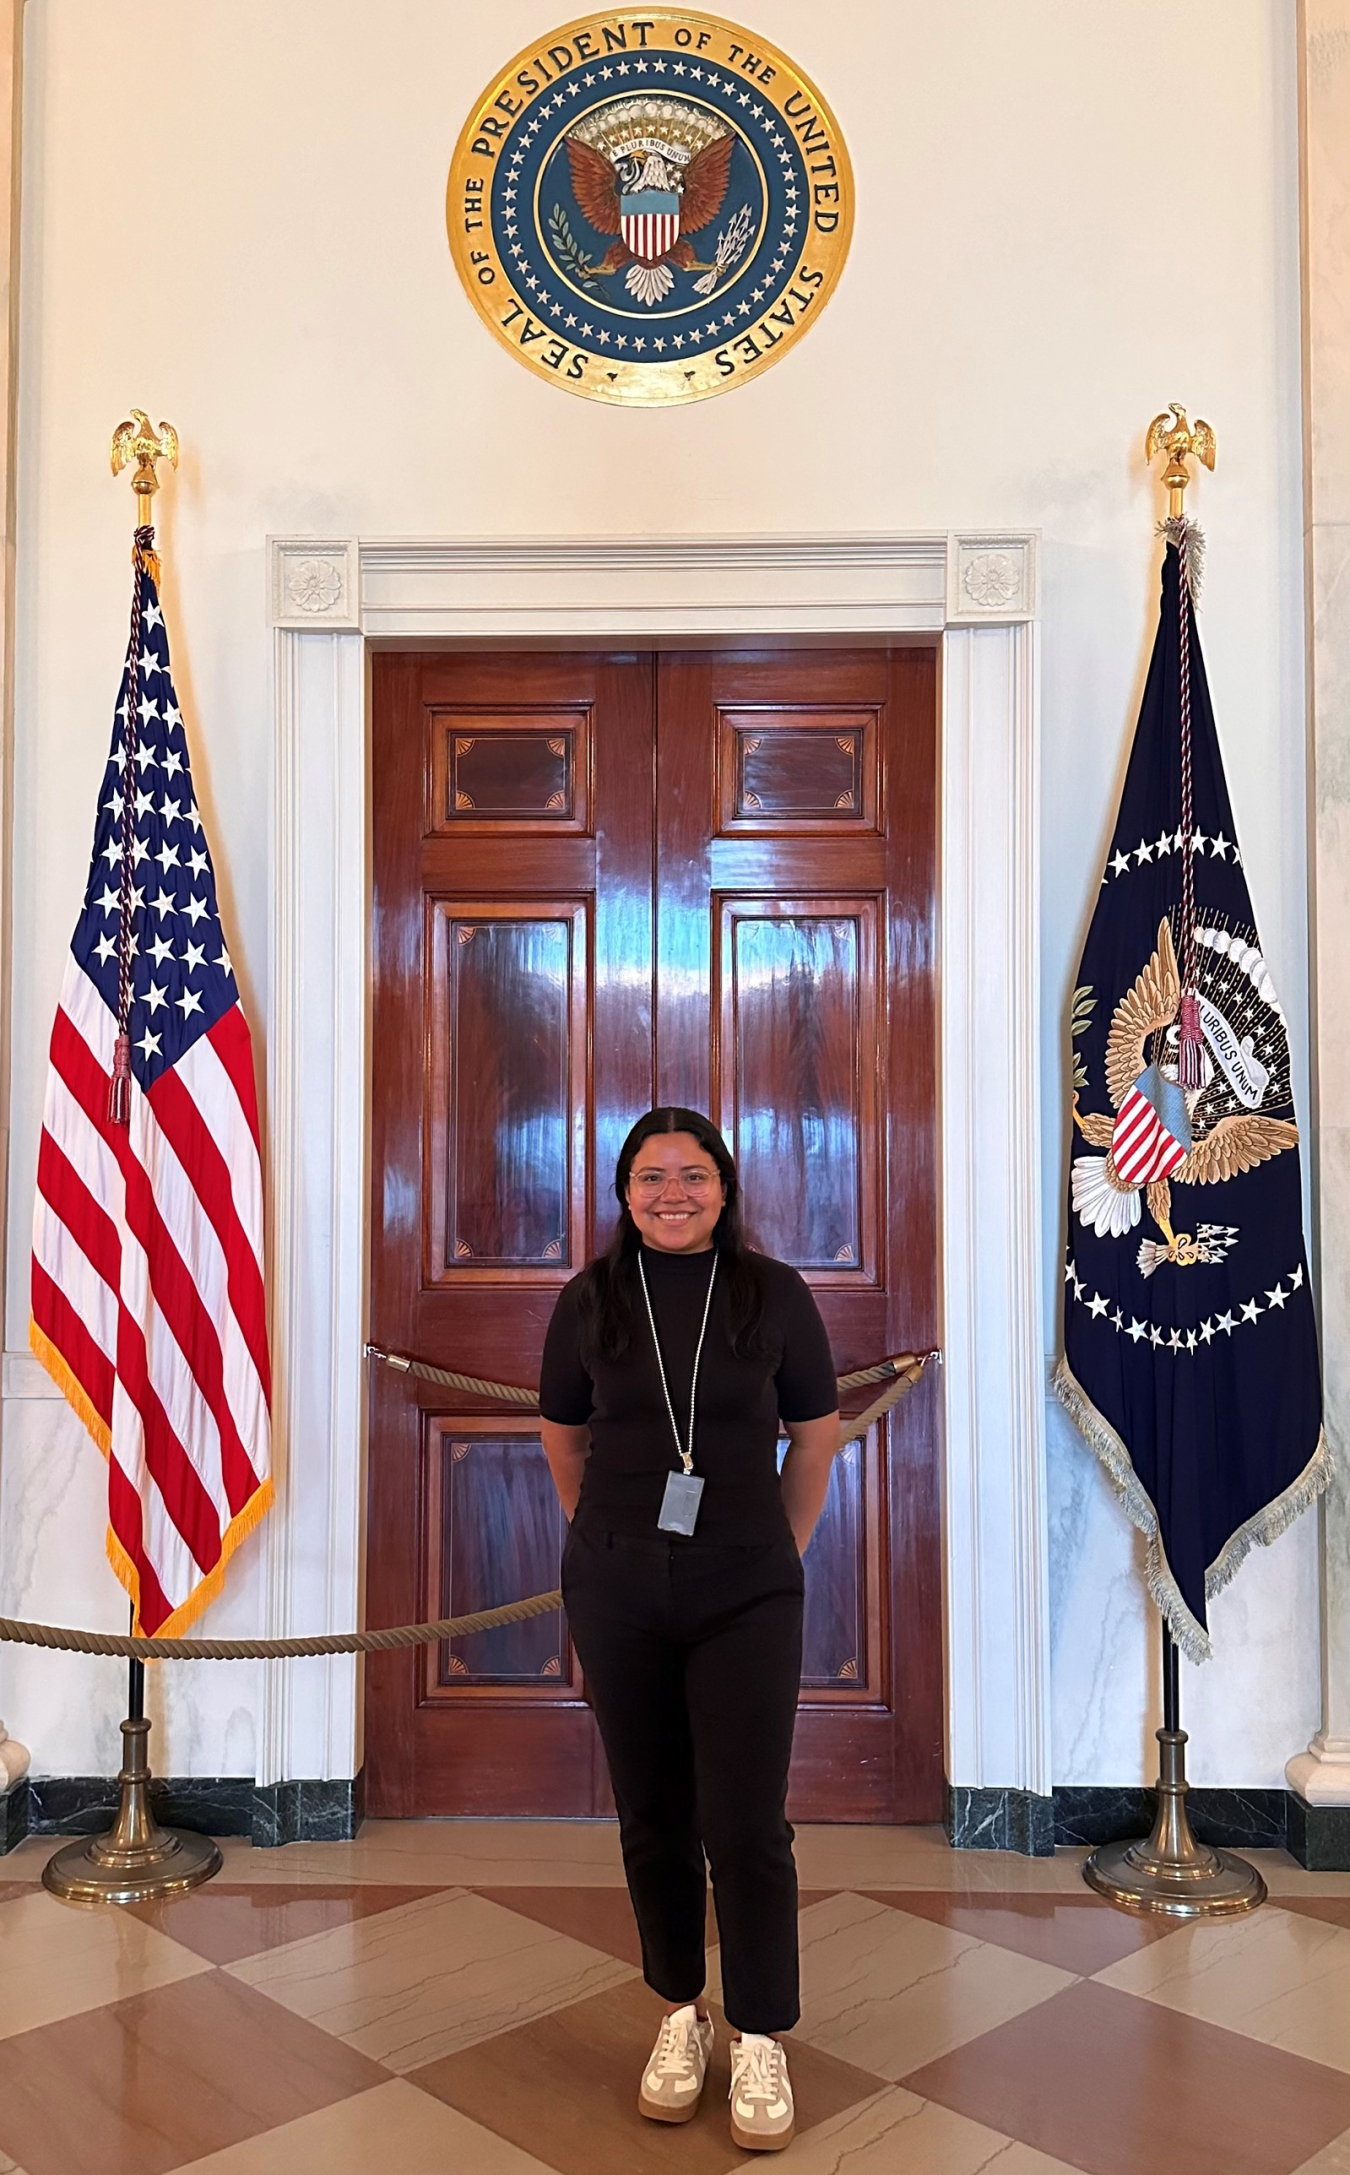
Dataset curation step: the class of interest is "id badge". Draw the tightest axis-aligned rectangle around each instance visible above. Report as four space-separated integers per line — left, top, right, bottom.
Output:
658 1471 704 1536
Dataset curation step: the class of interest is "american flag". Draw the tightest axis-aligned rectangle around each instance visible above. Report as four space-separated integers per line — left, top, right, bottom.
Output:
29 540 272 1635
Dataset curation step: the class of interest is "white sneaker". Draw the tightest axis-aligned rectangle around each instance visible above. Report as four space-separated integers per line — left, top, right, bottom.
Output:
638 2003 715 2123
729 2033 795 2151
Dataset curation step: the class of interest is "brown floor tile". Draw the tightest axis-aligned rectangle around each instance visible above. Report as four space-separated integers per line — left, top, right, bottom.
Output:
476 1887 689 1971
904 1978 1350 2175
126 1883 449 1965
1293 2125 1350 2173
413 1978 885 2175
864 1890 1173 1976
1281 1897 1350 1934
0 1969 388 2175
0 1888 209 2041
473 1886 839 1975
167 2078 556 2175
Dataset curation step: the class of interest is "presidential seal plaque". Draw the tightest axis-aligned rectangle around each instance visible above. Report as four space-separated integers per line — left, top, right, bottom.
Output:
447 10 853 404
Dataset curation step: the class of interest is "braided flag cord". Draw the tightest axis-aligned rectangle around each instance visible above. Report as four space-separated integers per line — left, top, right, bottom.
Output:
1175 526 1203 1090
29 539 272 1634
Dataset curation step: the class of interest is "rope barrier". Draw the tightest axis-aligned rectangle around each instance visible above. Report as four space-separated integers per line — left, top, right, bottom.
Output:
365 1343 931 1402
0 1588 563 1663
0 1352 937 1663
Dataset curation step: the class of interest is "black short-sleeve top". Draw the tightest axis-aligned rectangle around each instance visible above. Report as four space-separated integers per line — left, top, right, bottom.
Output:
538 1244 837 1540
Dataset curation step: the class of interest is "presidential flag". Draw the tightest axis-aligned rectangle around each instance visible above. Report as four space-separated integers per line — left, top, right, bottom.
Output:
29 531 272 1635
1054 527 1327 1660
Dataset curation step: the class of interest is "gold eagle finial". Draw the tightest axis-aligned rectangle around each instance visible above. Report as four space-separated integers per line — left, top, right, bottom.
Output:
110 409 179 523
1145 403 1216 517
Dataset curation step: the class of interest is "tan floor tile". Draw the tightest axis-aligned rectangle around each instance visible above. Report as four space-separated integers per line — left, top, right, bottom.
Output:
228 1885 636 2070
166 2078 555 2175
1256 1855 1350 1897
213 1818 630 1887
0 1970 387 2175
0 1887 210 2040
1095 1905 1350 2074
0 1839 64 1882
475 1885 835 1974
414 1979 883 2175
907 1979 1350 2175
791 1826 1092 1892
723 1890 1072 2080
784 2084 1090 2175
128 1882 449 1965
864 1889 1173 1976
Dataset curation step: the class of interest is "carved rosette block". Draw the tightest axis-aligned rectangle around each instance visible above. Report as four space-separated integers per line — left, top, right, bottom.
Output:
947 534 1038 624
270 538 361 631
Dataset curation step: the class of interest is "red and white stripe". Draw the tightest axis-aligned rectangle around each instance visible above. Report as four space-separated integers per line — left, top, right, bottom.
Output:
1111 1081 1189 1187
622 210 679 264
30 958 271 1635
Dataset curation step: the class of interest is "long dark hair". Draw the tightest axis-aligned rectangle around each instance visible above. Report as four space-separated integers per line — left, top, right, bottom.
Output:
575 1108 767 1361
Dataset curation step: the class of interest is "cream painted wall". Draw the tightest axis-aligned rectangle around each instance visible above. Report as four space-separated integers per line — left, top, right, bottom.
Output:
0 0 1315 1786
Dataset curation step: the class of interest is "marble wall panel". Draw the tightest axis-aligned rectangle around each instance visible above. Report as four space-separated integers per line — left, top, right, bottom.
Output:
0 1371 261 1777
1048 1393 1322 1789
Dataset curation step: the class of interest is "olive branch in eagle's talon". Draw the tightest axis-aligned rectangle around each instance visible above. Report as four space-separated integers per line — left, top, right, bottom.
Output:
548 204 603 291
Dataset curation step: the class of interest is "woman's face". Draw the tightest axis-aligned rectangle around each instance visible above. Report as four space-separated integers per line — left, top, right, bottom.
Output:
625 1131 727 1254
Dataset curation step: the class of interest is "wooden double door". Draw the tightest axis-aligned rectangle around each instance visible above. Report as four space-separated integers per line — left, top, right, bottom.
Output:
367 647 941 1822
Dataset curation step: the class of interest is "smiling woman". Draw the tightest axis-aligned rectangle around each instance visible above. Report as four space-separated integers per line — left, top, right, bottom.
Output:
538 1104 841 2148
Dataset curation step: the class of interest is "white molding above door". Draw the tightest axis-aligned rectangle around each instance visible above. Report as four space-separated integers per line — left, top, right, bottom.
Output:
271 531 1038 639
262 529 1050 1805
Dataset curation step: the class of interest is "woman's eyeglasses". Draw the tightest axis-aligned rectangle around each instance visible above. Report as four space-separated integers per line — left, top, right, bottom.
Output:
630 1170 719 1194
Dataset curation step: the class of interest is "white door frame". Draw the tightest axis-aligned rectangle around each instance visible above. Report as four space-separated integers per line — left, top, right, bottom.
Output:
261 528 1049 1812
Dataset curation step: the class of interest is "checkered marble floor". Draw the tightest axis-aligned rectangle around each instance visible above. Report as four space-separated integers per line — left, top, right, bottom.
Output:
2 1824 1350 2174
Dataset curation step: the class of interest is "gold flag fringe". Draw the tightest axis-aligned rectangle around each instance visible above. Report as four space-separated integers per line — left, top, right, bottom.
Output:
1052 1356 1332 1664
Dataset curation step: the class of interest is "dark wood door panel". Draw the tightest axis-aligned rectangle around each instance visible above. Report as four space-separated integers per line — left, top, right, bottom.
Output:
659 650 941 1823
428 709 591 835
424 898 589 1281
715 894 881 1283
368 651 653 1818
368 645 940 1822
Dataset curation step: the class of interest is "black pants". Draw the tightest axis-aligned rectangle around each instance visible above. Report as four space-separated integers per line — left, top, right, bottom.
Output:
562 1520 804 2036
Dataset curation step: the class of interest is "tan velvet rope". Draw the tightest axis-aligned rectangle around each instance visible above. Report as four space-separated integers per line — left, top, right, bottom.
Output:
0 1352 935 1663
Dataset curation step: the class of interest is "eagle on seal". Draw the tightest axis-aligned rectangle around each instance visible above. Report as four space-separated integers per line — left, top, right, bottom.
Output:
565 125 735 303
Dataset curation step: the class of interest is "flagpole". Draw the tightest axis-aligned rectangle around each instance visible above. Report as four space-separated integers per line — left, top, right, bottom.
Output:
42 418 221 1907
1083 409 1265 1919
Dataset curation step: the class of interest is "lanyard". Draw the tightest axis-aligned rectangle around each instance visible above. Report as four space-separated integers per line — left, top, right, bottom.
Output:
636 1249 717 1477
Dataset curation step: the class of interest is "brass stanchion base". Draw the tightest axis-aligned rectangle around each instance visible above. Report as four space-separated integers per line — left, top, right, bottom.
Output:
1084 1726 1266 1919
42 1715 221 1907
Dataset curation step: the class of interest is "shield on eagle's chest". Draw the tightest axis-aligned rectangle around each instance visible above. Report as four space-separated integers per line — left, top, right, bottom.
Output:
1110 1062 1192 1185
620 189 680 264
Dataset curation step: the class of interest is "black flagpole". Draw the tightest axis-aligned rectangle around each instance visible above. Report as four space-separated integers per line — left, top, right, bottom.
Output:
1162 1621 1179 1735
128 1599 144 1732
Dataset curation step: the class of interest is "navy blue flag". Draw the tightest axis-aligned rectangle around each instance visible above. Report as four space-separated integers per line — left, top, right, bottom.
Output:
1054 531 1327 1660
